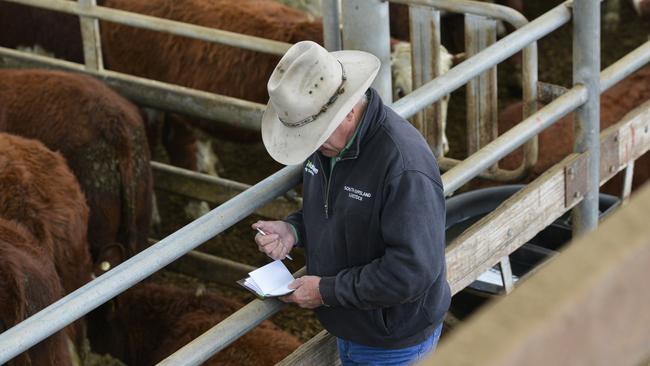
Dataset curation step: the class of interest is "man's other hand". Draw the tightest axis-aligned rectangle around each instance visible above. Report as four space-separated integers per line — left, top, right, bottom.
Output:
280 276 323 309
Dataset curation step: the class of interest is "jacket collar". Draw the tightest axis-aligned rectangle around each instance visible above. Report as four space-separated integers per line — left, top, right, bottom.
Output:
338 88 385 160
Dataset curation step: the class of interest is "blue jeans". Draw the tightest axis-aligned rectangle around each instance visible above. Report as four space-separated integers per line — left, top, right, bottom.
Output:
336 323 443 366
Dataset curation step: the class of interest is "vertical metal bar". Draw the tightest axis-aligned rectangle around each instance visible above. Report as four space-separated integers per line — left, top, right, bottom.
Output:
341 0 392 102
499 256 514 294
78 0 104 70
465 14 498 164
572 0 601 234
409 5 446 156
322 0 341 51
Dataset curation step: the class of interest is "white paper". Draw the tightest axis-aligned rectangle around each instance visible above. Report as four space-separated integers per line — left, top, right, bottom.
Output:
248 260 295 295
477 267 520 286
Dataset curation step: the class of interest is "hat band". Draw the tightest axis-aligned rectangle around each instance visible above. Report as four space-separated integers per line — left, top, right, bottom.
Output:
279 61 347 128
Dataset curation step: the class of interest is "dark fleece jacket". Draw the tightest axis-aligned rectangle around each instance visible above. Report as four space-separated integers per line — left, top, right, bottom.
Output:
286 88 450 348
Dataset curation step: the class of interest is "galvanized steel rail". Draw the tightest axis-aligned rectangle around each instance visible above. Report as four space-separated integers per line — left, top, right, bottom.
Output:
571 0 601 234
157 3 590 364
1 0 291 56
392 0 540 181
0 46 266 131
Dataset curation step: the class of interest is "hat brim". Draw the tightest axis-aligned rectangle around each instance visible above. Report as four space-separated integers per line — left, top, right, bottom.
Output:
261 50 381 165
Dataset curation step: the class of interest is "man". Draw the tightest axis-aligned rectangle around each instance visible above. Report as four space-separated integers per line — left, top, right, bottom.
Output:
253 41 450 365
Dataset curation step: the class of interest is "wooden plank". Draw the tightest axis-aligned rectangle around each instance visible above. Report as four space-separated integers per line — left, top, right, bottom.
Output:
409 6 445 156
152 162 301 219
423 182 650 366
166 250 255 288
498 256 514 294
78 0 104 70
276 101 650 365
465 14 498 158
276 330 341 366
446 154 574 295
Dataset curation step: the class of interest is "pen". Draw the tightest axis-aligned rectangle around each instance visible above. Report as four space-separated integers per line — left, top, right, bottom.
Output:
256 227 293 260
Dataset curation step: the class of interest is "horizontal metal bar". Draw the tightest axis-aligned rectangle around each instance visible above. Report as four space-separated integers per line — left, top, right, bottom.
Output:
392 1 571 120
0 47 264 131
390 0 529 27
438 38 650 191
600 39 650 92
442 85 588 195
1 0 291 56
0 164 302 364
151 161 301 219
158 267 307 366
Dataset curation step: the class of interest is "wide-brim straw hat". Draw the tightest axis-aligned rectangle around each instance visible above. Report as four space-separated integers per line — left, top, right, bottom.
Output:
262 41 380 165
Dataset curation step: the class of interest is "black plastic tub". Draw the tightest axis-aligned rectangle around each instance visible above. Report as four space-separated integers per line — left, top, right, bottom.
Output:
445 185 619 298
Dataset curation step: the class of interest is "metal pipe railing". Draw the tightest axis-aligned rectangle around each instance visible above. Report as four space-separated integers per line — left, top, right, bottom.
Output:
438 38 650 184
392 1 571 120
1 0 291 56
442 86 588 194
0 165 302 364
151 5 573 364
5 2 648 364
321 0 342 51
159 34 650 366
571 0 601 234
158 267 307 366
0 46 265 131
390 0 529 27
393 0 539 181
342 0 393 102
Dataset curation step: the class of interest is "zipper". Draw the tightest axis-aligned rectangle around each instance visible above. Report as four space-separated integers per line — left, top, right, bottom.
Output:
316 154 342 219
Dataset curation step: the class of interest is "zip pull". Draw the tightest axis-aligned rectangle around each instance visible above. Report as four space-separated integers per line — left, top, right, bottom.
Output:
324 203 328 219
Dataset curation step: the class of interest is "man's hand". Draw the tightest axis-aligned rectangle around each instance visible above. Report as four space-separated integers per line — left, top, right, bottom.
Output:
252 220 296 260
280 276 323 309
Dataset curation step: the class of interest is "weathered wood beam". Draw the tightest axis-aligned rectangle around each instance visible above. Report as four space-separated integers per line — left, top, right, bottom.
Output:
423 182 650 366
166 250 255 288
276 330 341 366
152 162 301 220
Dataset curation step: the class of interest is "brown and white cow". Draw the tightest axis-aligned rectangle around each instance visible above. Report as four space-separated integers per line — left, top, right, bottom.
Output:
0 70 153 276
0 132 92 294
0 132 95 364
0 219 74 366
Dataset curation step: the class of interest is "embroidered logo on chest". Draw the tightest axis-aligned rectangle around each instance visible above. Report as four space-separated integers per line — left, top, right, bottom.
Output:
305 161 319 176
344 185 373 202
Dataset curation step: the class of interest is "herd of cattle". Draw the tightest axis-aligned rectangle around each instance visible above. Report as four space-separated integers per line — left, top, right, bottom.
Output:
0 0 650 365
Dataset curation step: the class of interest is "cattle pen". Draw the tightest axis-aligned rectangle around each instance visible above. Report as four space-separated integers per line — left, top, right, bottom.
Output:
0 0 649 365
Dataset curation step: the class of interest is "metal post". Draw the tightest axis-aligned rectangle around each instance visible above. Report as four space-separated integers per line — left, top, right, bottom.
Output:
322 0 341 51
572 0 601 234
341 0 392 102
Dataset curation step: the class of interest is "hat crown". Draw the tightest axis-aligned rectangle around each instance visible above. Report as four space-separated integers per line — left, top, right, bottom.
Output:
267 41 343 126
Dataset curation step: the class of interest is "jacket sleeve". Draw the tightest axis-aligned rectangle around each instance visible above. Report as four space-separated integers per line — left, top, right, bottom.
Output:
284 209 305 248
319 170 446 309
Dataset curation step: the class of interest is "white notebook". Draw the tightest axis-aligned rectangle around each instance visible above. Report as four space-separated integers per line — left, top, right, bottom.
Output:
237 260 295 299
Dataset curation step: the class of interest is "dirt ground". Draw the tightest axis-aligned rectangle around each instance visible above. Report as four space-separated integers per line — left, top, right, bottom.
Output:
126 0 650 364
